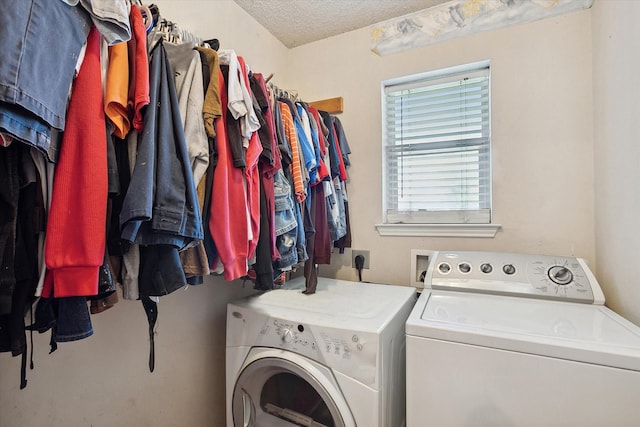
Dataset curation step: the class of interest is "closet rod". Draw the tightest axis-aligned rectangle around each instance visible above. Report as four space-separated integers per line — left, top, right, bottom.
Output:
309 97 343 114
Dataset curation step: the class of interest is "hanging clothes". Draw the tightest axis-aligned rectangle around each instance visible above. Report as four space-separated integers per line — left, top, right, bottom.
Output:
119 38 203 253
164 42 209 185
43 26 107 299
127 4 150 133
218 49 260 146
60 0 131 45
238 56 262 262
278 101 306 202
194 46 222 272
195 46 222 139
105 41 130 138
208 68 250 281
0 142 42 389
165 41 211 282
0 0 92 162
249 73 281 290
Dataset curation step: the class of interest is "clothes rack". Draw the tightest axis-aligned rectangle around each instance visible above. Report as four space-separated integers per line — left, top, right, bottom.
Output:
269 82 299 102
150 4 203 46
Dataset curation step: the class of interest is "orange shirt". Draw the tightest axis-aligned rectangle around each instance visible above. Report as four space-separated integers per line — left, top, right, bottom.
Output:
279 101 306 202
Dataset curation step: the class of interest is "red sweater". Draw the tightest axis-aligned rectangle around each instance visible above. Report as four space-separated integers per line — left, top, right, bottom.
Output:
208 69 249 281
44 26 107 298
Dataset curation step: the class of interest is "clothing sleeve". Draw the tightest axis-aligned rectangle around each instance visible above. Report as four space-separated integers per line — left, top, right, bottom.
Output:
44 27 107 298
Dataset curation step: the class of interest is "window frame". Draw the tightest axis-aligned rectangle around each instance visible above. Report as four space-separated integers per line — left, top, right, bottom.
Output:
376 60 501 238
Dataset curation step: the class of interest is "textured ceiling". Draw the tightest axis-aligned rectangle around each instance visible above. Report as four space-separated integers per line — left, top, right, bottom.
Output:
232 0 449 48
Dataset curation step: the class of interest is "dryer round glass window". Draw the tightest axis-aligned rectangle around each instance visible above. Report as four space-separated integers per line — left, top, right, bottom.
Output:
232 356 350 427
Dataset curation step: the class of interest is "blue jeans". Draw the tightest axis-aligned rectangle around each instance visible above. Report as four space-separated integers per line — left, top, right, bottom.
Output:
273 170 297 236
273 170 298 270
0 0 91 161
55 297 93 342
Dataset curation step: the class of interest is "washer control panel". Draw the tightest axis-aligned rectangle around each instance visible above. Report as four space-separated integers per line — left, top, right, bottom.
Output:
426 251 605 304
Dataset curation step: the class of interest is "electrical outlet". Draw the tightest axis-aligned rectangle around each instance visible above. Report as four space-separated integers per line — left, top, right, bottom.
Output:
352 250 370 269
411 249 434 287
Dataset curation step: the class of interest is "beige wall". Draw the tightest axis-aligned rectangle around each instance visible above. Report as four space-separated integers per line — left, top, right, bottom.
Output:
0 281 256 426
592 0 640 326
290 10 596 286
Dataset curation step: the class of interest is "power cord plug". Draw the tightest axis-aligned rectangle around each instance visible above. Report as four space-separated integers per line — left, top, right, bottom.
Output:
355 254 365 282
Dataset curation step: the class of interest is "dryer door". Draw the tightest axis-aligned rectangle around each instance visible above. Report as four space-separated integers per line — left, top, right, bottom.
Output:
232 348 356 427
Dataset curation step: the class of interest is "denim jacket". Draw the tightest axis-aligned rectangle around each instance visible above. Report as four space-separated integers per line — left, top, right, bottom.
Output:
120 39 203 249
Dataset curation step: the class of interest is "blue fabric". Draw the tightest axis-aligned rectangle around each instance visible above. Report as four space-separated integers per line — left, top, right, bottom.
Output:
272 170 298 270
303 104 326 186
331 181 347 241
294 198 308 264
0 0 91 161
273 230 298 271
120 40 203 249
55 297 93 342
273 170 297 236
295 104 317 184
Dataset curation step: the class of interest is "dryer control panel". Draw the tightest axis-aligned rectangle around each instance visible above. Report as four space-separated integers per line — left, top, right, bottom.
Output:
249 316 379 388
422 251 605 304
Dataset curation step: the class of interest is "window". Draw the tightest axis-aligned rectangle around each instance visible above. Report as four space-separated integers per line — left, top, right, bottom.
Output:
378 61 497 236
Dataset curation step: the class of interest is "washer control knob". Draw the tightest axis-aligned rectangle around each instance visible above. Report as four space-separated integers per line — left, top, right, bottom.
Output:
282 328 294 343
438 262 451 274
548 266 573 285
458 263 471 273
480 263 493 274
503 264 516 275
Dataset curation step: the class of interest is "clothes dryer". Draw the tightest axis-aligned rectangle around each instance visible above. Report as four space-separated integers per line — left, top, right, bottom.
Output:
227 276 416 427
406 250 640 426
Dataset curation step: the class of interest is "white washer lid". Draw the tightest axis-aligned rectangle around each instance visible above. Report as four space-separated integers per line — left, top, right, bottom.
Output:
406 290 640 371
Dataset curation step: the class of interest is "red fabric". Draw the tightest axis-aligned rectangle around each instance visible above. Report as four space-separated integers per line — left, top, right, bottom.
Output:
312 184 332 264
238 56 261 260
127 5 150 133
44 26 107 298
208 69 249 281
332 122 349 182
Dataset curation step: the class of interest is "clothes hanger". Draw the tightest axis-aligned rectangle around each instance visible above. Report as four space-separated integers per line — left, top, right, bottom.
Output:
139 5 154 33
203 39 219 50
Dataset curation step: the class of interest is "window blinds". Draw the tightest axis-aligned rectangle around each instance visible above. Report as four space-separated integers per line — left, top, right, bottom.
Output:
382 65 491 224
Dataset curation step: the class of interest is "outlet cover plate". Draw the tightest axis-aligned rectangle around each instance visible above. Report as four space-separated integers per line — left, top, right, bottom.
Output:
352 250 370 269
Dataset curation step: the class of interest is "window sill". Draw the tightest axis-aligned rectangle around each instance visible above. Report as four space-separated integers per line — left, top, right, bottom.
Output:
374 223 502 238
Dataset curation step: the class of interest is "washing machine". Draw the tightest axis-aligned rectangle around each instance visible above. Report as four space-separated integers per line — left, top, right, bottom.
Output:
226 276 416 427
406 250 640 426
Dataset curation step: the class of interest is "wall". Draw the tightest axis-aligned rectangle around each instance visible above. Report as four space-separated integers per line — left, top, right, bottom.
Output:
592 0 640 326
0 282 256 426
289 9 596 287
0 1 285 426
